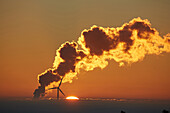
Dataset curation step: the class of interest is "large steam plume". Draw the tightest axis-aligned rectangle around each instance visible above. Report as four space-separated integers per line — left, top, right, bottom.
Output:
33 17 170 98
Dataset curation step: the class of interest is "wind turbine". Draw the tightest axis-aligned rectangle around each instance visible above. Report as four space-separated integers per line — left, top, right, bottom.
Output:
48 77 65 100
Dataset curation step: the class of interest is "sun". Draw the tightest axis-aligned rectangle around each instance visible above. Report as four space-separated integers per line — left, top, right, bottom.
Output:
66 96 79 100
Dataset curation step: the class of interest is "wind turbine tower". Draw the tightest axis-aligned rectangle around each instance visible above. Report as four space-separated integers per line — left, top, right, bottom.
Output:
48 77 65 100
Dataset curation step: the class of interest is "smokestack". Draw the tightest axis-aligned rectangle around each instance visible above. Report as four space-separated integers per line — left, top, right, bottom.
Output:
33 17 170 98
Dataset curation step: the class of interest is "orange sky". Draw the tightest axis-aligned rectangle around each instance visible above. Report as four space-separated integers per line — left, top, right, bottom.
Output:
0 0 170 99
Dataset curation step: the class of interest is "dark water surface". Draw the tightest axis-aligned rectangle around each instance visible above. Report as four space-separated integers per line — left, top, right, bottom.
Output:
0 98 169 113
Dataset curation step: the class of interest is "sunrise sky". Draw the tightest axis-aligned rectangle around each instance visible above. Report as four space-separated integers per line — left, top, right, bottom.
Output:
0 0 170 99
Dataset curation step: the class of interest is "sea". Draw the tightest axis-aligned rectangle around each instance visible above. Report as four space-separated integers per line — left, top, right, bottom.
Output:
0 98 169 113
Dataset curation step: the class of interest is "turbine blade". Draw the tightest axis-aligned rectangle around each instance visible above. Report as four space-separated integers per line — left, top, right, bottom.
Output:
58 77 63 87
48 87 57 90
58 88 65 96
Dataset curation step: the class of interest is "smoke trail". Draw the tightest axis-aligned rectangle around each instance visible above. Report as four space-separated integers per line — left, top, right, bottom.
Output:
33 17 170 98
33 42 86 98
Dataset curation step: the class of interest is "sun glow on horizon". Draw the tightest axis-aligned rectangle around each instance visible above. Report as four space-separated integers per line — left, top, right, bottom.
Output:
66 96 79 100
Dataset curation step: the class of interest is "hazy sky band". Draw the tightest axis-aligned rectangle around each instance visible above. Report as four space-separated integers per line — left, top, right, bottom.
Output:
0 0 170 99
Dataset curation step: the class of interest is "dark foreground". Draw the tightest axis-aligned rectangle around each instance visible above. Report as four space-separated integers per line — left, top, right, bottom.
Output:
0 98 169 113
